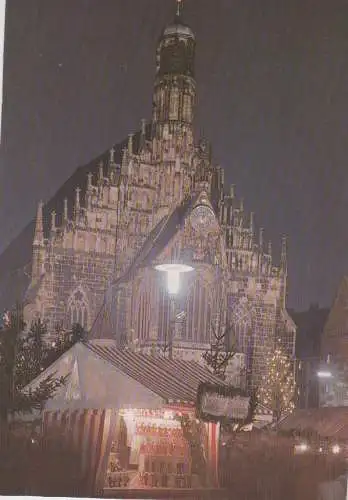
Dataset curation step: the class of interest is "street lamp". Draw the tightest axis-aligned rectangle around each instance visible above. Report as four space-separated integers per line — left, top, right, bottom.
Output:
155 263 194 358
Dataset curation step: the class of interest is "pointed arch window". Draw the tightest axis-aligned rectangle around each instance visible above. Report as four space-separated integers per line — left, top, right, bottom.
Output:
67 289 89 330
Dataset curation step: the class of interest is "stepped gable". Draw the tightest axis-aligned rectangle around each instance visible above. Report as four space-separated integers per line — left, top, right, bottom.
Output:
0 126 151 313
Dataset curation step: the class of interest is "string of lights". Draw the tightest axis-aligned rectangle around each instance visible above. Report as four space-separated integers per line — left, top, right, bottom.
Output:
258 341 296 423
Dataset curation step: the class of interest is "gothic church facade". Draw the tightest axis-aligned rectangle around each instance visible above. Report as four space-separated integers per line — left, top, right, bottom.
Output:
23 4 296 387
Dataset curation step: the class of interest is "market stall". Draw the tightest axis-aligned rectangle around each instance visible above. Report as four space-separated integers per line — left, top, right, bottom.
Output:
26 340 224 495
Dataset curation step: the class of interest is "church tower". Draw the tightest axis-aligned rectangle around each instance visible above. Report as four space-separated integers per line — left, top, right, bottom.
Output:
152 0 196 149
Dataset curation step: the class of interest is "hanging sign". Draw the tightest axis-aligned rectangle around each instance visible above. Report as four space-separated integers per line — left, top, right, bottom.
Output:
196 382 253 424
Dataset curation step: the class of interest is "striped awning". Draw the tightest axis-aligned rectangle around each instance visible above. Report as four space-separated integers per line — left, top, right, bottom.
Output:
86 341 228 404
279 407 348 440
42 408 117 495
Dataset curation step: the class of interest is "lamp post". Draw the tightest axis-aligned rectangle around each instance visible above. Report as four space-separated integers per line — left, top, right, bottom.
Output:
155 263 194 359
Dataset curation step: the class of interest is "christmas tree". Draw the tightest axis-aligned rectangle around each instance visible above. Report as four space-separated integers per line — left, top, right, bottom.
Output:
258 341 296 425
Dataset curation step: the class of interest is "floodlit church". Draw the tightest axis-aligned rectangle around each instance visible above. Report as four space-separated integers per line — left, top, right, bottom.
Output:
23 2 296 387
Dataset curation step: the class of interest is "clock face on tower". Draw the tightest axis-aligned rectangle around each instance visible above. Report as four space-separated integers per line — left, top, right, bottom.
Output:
190 204 216 232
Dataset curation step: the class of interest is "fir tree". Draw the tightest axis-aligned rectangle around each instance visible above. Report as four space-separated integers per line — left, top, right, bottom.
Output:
257 341 296 425
17 318 48 388
0 308 66 447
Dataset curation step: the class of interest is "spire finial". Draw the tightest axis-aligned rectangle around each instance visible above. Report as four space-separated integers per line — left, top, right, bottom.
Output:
141 118 146 136
268 240 272 257
99 161 104 182
75 186 81 211
281 235 287 271
250 212 254 233
121 147 128 173
87 172 92 189
63 198 68 221
51 210 56 232
176 0 183 18
109 147 115 164
259 227 264 252
34 200 44 246
128 133 134 155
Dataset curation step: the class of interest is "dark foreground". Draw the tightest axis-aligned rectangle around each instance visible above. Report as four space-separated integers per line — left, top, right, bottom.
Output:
102 488 229 499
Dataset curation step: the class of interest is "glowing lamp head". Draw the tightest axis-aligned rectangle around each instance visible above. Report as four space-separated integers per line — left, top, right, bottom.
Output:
317 371 333 378
155 263 194 295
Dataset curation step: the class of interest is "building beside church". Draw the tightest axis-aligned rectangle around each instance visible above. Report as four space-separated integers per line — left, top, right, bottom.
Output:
22 2 296 388
319 277 348 407
290 304 329 409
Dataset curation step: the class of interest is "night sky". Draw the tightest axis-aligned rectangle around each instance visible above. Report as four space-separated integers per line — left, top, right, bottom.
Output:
1 0 348 310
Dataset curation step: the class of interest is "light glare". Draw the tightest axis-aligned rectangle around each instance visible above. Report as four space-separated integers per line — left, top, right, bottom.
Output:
294 442 309 454
155 263 194 295
317 371 332 378
167 269 180 294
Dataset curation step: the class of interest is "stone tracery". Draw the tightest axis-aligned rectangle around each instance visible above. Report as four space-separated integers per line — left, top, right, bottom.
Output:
67 287 89 330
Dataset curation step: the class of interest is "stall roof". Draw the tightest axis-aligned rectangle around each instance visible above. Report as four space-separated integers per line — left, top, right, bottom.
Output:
279 407 348 440
86 341 228 404
25 340 229 408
